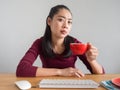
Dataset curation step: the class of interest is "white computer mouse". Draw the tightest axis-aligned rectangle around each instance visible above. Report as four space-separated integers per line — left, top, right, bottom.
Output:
15 80 32 90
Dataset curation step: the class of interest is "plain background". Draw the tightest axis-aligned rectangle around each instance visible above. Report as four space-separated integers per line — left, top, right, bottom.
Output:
0 0 120 74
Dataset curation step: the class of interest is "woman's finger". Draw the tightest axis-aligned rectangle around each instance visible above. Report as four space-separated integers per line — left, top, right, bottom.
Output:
75 70 84 77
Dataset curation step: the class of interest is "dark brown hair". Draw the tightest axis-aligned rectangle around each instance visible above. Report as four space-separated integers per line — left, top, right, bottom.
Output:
42 5 74 58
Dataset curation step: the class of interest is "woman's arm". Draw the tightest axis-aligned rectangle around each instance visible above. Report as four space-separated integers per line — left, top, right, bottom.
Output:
16 39 40 77
36 68 60 76
86 42 104 74
36 67 84 77
87 60 103 74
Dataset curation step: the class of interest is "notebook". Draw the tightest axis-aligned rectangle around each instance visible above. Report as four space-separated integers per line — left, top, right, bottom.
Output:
39 79 99 88
100 80 120 90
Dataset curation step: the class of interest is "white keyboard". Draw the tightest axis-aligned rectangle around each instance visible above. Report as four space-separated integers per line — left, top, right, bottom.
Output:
39 79 99 88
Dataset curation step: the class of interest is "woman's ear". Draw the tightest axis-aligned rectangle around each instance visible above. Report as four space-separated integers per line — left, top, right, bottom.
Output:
47 17 52 26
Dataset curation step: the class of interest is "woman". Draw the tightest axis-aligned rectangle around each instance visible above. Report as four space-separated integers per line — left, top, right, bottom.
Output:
16 5 104 77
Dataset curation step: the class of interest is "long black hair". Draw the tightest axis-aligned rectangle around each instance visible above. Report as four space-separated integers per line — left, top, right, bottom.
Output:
42 5 74 58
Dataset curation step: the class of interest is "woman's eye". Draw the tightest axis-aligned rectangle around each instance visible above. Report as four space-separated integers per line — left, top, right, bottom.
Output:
58 18 64 22
68 21 72 24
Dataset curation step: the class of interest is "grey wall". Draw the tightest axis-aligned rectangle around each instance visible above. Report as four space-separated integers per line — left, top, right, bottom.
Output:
0 0 120 74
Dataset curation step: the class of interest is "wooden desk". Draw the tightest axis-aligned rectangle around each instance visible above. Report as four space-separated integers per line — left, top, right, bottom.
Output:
0 73 120 90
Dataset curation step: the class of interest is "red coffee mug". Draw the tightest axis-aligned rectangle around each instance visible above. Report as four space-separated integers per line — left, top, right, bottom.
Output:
70 43 88 55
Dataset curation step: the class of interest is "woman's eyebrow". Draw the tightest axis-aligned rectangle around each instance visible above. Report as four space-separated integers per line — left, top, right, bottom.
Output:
57 15 72 20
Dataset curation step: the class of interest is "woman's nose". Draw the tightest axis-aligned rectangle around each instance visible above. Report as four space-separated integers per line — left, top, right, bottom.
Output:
63 21 68 28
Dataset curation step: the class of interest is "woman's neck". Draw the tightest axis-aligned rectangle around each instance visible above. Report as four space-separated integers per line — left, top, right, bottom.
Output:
52 36 64 46
52 37 65 54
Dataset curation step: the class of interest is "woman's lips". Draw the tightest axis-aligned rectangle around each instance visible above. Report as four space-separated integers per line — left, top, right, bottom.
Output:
60 30 67 34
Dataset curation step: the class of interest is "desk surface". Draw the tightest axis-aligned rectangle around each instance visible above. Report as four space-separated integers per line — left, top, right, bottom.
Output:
0 73 120 90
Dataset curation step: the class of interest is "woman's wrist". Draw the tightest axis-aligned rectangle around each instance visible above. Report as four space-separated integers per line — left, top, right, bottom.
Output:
88 59 97 64
88 60 103 74
56 69 62 76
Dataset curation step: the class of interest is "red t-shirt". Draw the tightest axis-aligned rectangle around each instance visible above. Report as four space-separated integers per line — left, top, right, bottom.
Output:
16 37 103 77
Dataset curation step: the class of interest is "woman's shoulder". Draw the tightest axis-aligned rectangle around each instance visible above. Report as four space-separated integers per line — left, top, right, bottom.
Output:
34 37 43 42
31 37 44 46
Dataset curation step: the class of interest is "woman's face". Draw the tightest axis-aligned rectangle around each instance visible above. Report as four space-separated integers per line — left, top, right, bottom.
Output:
47 8 72 39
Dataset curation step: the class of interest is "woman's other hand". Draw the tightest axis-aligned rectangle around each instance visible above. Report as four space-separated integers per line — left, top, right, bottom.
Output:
85 42 98 62
58 67 84 77
85 42 103 74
